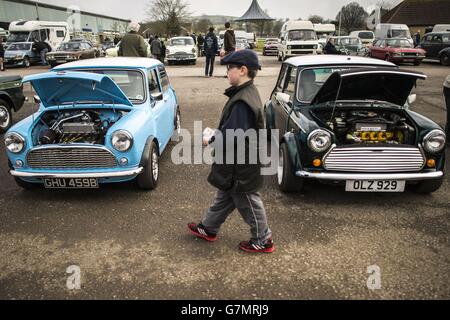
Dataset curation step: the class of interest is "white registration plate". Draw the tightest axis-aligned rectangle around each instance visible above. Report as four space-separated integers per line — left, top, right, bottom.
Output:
345 180 405 192
44 178 99 189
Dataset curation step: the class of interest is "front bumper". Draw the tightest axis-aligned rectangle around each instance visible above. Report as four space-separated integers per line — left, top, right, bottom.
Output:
10 167 144 179
295 170 443 181
4 58 25 66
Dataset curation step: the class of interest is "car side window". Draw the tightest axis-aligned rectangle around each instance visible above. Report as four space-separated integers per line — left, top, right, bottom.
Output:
283 67 297 101
443 34 450 43
432 35 443 43
158 66 170 92
276 64 288 92
148 69 161 95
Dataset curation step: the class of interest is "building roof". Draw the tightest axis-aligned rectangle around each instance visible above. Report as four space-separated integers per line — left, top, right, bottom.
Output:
286 55 395 68
382 0 450 26
53 57 162 70
234 0 274 22
4 0 131 23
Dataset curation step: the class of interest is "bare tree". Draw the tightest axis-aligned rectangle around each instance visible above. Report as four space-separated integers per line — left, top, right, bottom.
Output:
308 15 324 24
195 18 213 34
336 2 369 34
146 0 191 37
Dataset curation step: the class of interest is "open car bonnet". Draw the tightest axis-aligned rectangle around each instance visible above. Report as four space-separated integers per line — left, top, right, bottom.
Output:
310 68 427 107
22 71 133 107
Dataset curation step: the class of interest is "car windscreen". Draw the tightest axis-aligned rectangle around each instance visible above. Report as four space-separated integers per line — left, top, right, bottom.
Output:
358 32 374 39
7 43 31 51
78 70 145 103
297 67 352 103
386 39 413 48
169 38 194 46
58 43 81 51
288 30 317 41
7 32 30 42
339 38 361 45
391 30 410 38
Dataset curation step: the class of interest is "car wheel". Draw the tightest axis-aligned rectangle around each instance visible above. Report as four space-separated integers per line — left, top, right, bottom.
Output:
137 141 159 190
0 99 12 133
440 54 450 66
264 107 271 141
14 177 38 190
409 177 444 194
23 56 31 68
172 108 181 142
278 143 304 192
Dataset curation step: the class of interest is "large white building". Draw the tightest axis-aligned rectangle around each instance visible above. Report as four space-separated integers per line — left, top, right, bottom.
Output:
0 0 130 41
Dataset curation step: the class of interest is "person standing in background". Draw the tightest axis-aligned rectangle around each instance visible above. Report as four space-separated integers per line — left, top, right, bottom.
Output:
204 27 218 77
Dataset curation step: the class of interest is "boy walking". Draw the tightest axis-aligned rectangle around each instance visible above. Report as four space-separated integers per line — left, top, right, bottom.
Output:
188 50 274 254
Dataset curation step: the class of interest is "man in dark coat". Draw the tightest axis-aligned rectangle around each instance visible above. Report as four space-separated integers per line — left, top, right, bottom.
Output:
197 33 204 57
188 50 274 254
203 27 218 77
0 38 5 71
223 22 236 56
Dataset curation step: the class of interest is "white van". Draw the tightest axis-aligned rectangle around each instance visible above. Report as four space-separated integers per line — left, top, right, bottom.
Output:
374 24 412 40
432 24 450 33
349 30 375 46
7 20 70 51
278 20 319 61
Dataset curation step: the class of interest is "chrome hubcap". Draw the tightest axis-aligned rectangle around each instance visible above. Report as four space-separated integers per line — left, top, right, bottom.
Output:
277 147 284 185
152 149 159 181
0 105 10 129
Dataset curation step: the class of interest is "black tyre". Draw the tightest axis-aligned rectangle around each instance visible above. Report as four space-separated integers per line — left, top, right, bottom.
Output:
0 99 12 133
409 177 444 194
137 141 159 190
23 56 31 68
264 107 271 141
277 143 304 192
172 108 181 142
14 177 38 190
440 54 450 66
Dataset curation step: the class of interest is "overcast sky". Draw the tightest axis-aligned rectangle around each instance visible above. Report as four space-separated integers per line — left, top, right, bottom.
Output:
35 0 399 22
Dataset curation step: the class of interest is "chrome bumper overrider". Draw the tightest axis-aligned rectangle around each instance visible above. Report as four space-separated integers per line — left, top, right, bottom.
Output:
9 167 144 179
295 170 443 181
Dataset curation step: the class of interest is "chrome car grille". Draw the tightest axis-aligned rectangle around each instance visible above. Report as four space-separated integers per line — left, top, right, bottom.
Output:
27 147 117 169
323 146 425 172
291 45 315 49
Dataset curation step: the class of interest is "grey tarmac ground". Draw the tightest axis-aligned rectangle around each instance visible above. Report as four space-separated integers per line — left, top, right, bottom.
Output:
0 54 449 300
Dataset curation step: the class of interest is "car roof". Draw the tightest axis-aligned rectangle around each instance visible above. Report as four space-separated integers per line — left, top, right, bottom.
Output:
424 32 450 35
53 57 163 70
285 55 395 68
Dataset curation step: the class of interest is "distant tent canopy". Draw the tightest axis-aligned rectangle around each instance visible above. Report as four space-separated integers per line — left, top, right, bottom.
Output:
234 0 274 36
234 0 274 22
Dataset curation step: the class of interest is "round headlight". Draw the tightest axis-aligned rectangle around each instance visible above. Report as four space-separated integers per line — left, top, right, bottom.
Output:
111 130 133 152
423 130 446 153
307 129 332 153
4 133 26 153
192 48 196 53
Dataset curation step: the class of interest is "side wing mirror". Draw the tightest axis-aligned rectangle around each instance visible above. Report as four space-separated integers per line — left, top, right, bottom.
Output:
151 92 163 101
33 95 41 104
276 92 291 105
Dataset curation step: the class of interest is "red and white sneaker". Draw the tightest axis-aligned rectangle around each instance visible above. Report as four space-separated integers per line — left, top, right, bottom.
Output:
239 238 275 253
187 223 218 242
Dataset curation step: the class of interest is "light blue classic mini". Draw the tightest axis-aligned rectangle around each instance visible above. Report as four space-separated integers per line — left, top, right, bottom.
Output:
4 57 181 190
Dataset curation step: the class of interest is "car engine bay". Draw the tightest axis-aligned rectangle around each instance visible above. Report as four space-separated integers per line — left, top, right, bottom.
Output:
33 109 126 145
311 109 416 145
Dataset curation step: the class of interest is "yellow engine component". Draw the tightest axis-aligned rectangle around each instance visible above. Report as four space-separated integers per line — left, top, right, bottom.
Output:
354 131 396 143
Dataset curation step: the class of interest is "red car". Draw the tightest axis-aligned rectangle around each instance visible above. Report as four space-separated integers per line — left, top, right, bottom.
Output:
369 38 426 65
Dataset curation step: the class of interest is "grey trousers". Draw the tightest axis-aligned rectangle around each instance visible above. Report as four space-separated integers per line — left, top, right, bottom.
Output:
202 190 272 245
